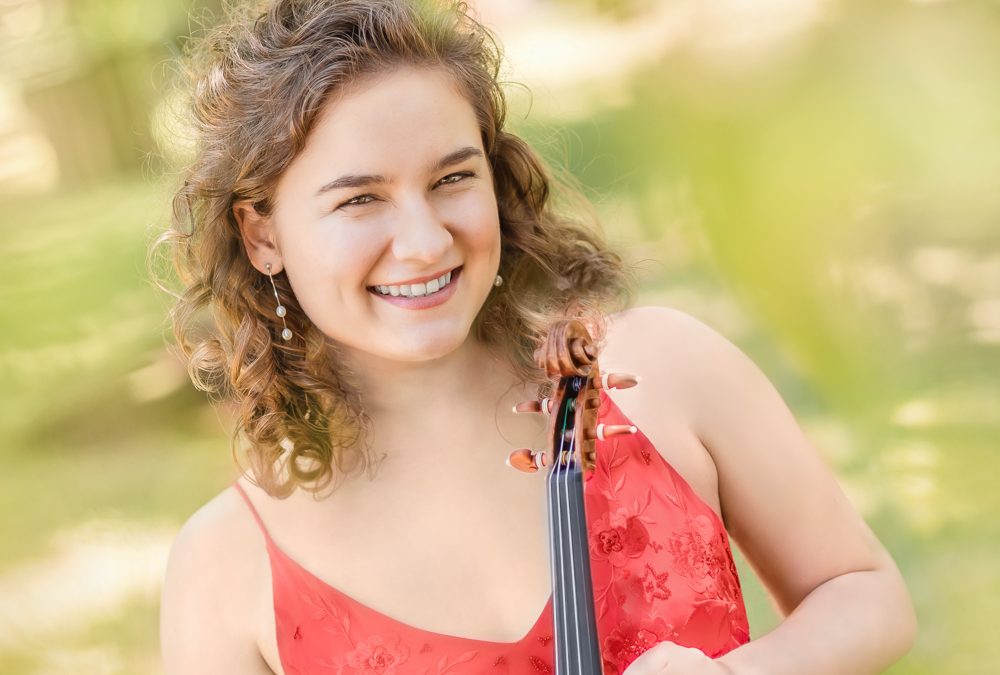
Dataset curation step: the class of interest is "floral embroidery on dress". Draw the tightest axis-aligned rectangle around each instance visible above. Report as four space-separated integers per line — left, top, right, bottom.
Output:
434 650 478 673
639 445 652 465
639 563 672 602
665 514 745 609
601 615 676 675
299 589 352 641
527 655 552 673
591 506 650 567
667 514 726 594
337 633 410 675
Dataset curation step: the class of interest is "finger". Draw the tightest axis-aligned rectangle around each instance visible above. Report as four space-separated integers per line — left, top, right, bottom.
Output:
620 640 683 674
625 641 717 674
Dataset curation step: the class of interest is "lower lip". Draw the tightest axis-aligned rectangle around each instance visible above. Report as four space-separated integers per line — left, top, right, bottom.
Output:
367 267 462 309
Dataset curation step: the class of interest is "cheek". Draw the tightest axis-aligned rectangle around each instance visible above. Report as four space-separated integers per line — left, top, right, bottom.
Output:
288 228 385 294
446 189 501 249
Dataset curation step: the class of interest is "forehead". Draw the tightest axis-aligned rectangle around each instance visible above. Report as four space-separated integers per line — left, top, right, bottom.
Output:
302 66 481 167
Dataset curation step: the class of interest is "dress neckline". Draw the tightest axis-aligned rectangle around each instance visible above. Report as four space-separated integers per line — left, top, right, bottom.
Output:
270 539 555 647
239 387 729 649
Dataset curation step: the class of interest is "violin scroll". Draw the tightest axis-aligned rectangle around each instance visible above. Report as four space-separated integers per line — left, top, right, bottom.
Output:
505 319 642 474
531 319 598 379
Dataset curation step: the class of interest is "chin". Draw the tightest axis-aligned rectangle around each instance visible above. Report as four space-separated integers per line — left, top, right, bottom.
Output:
395 326 474 362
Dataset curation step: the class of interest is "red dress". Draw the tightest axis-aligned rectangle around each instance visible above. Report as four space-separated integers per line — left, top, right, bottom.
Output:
233 388 750 675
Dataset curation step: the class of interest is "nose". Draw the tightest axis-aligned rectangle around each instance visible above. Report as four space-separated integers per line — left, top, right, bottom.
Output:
390 194 454 265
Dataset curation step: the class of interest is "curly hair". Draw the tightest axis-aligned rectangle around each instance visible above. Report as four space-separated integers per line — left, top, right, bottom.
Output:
149 0 637 498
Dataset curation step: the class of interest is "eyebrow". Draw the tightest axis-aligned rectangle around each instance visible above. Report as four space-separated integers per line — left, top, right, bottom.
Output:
314 146 484 197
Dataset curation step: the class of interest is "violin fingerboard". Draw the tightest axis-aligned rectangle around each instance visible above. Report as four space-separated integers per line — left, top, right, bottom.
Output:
547 375 604 675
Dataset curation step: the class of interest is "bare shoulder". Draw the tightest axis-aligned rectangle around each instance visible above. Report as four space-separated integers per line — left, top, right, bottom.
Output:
602 304 724 416
160 482 275 674
604 304 716 354
603 305 747 417
600 305 729 523
603 304 709 354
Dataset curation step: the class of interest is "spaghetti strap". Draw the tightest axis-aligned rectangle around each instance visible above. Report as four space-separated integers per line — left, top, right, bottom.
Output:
232 480 274 545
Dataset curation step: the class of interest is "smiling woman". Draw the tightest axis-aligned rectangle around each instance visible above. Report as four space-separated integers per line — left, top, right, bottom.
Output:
237 65 509 362
152 1 915 675
149 0 635 501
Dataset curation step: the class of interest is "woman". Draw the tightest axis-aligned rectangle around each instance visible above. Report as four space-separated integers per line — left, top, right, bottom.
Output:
156 1 917 674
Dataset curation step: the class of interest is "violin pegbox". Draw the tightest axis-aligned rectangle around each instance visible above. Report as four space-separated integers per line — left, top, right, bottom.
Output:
575 358 602 472
506 319 641 474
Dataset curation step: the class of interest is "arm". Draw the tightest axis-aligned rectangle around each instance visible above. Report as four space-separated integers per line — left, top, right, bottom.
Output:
160 496 276 675
630 306 917 675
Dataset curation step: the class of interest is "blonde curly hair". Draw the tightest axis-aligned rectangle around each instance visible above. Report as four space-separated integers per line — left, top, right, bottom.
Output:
149 0 636 498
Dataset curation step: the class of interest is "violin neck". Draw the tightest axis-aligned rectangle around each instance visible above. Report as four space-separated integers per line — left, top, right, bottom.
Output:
548 461 604 674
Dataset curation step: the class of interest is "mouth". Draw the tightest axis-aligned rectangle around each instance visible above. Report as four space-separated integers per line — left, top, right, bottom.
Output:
366 265 463 298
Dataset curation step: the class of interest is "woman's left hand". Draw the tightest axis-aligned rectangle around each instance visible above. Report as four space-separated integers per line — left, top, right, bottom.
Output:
620 641 736 675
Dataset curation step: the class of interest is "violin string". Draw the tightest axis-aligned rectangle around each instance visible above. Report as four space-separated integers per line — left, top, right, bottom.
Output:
565 393 584 673
546 378 589 675
557 393 572 674
549 389 565 673
547 437 565 674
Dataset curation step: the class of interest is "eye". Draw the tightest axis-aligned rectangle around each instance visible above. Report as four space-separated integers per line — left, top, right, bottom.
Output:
335 171 476 211
338 193 377 209
438 170 475 185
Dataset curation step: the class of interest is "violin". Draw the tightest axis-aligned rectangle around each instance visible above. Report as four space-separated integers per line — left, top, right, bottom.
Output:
507 319 640 675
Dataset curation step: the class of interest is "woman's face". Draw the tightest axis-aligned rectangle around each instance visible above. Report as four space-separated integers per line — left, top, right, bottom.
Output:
237 66 502 365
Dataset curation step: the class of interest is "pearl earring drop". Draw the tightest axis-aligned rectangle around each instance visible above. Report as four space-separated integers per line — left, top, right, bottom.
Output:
494 274 503 287
266 262 292 341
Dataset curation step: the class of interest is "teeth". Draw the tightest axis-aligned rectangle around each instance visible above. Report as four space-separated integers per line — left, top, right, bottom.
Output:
373 269 455 297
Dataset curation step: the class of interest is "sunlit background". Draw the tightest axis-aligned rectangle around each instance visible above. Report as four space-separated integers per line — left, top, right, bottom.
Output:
1 0 997 673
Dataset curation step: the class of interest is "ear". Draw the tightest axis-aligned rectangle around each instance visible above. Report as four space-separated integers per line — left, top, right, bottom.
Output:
233 199 284 275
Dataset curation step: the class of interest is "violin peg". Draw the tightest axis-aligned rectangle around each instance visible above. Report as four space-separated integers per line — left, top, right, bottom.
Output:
599 372 642 391
511 397 553 416
587 423 639 441
506 448 548 473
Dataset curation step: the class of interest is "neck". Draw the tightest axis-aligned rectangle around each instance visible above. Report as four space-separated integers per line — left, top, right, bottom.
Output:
329 335 546 477
337 335 514 415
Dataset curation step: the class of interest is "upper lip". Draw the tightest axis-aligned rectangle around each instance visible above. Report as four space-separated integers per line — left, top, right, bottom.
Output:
369 265 460 287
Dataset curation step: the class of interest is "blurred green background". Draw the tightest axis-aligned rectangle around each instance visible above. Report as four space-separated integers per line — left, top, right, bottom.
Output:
1 0 997 673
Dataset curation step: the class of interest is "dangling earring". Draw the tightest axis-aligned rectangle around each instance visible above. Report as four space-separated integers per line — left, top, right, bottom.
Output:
494 274 503 287
266 262 293 341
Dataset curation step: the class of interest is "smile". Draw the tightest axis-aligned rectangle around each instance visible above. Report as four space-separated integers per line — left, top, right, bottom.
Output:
368 265 460 298
367 266 463 309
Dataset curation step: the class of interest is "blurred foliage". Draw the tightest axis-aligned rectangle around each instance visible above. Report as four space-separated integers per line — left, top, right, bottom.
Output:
0 0 997 673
